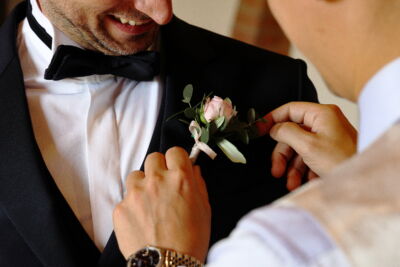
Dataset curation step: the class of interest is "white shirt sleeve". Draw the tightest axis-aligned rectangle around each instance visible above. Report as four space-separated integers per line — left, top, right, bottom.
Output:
206 206 350 267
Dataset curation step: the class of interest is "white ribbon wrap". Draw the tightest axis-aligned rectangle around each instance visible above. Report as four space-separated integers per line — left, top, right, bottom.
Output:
189 121 217 163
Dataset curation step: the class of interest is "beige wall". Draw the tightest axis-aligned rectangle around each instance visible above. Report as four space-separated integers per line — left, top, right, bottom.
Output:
172 0 240 37
172 0 359 128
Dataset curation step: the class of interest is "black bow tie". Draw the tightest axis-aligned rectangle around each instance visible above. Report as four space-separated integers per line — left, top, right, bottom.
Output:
44 45 160 81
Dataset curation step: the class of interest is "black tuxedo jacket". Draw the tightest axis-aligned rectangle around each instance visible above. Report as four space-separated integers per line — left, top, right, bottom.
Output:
0 2 318 266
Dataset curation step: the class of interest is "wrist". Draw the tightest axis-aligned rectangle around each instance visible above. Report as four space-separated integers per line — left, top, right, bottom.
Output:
126 246 204 267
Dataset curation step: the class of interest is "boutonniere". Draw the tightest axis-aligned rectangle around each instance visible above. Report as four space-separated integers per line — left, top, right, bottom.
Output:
168 84 267 164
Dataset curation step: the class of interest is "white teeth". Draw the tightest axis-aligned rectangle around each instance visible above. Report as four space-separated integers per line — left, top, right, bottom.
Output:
115 15 147 26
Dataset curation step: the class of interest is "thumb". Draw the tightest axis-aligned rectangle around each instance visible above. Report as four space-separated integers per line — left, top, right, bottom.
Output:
270 122 315 156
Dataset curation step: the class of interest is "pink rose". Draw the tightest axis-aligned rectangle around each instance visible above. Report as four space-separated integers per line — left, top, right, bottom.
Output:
203 96 237 123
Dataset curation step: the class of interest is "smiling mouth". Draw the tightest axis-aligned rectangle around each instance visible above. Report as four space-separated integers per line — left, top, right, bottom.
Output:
110 14 152 26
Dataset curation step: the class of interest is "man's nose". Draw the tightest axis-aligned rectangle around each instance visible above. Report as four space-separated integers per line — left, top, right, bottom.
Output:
134 0 173 25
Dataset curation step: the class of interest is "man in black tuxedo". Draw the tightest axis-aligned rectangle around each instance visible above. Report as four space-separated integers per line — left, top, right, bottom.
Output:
0 0 317 266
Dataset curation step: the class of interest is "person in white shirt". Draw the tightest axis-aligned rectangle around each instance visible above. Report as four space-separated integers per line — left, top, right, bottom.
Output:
113 0 400 266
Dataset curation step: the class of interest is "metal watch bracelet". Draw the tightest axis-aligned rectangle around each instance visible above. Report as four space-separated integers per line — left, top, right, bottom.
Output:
164 249 204 267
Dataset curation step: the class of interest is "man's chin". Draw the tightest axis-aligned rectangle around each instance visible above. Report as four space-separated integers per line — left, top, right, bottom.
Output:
98 37 155 55
104 33 158 55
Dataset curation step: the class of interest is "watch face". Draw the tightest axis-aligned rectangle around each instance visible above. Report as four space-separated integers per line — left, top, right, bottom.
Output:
130 247 161 267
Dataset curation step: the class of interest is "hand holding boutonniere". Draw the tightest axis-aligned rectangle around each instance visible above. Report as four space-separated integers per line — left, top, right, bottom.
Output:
168 84 267 164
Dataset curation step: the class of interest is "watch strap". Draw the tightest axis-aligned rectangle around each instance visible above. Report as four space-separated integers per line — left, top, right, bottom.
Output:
164 249 204 267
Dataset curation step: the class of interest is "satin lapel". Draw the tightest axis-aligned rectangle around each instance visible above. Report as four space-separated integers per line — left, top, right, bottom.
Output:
98 17 217 266
158 17 217 154
0 3 100 266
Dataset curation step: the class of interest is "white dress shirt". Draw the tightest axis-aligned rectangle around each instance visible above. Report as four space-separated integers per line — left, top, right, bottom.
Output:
207 58 400 267
358 58 400 152
17 0 162 251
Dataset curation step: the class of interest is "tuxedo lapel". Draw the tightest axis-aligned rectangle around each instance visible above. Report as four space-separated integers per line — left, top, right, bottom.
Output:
158 17 217 154
0 3 100 266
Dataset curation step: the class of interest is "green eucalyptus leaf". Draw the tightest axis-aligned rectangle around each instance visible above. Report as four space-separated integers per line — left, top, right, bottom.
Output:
184 108 196 119
215 116 225 129
239 130 250 144
200 127 210 143
247 108 256 124
217 139 247 164
182 84 194 103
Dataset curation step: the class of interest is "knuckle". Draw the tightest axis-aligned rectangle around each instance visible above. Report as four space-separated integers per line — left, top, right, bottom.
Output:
170 169 189 189
174 169 188 181
325 104 341 115
148 170 160 182
146 178 160 195
113 203 125 219
149 172 164 180
326 104 340 111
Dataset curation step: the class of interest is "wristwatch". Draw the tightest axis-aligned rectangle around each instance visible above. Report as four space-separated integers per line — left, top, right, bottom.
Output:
126 246 204 267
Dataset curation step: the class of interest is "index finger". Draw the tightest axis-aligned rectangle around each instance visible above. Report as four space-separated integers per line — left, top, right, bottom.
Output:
256 102 320 136
268 102 325 129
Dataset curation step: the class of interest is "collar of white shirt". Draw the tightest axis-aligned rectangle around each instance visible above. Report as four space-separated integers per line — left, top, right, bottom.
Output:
358 57 400 152
30 0 84 59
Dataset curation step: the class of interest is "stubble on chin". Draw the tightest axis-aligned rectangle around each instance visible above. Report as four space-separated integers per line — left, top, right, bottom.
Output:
93 22 159 55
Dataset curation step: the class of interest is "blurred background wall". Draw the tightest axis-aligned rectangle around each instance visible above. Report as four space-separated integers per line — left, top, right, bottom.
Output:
1 0 358 127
